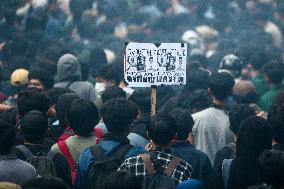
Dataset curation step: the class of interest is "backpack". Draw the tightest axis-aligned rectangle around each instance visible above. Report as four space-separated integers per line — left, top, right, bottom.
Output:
87 144 132 189
140 153 181 189
222 159 233 189
16 145 57 177
58 140 77 185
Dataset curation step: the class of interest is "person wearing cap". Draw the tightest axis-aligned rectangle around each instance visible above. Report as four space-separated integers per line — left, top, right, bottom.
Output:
219 54 244 83
12 110 72 186
54 54 96 104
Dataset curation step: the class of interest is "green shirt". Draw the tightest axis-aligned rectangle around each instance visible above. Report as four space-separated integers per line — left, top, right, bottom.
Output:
252 74 269 96
258 86 283 112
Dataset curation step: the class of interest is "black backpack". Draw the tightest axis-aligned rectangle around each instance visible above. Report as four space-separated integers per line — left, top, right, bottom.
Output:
16 145 57 177
140 153 181 189
87 144 132 189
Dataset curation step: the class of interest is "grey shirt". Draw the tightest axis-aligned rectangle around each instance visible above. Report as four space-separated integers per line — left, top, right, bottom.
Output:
0 154 37 185
192 107 233 164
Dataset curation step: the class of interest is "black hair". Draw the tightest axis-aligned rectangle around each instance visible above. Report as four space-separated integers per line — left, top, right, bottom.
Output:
183 67 210 92
229 104 256 135
21 110 48 142
103 171 142 189
263 62 284 85
0 119 15 155
93 64 120 85
56 93 80 129
22 176 70 189
89 47 108 70
17 88 51 117
67 99 99 137
187 89 212 112
169 108 194 140
101 86 126 104
146 114 177 146
268 94 284 144
101 98 138 135
250 48 268 70
236 116 272 159
34 59 57 78
80 62 90 81
209 72 235 101
47 88 73 106
0 108 18 127
129 89 151 114
259 150 284 189
28 68 55 90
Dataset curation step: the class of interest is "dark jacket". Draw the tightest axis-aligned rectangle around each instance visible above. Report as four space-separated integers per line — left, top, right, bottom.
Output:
12 140 72 186
171 141 212 189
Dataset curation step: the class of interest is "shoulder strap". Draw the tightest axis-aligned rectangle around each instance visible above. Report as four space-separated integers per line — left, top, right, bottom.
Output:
140 154 155 175
112 144 132 160
222 159 233 189
58 140 76 171
16 145 34 159
91 145 108 161
164 156 182 177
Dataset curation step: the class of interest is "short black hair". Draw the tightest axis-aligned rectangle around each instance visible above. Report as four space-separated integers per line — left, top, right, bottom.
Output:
101 86 126 104
28 68 54 90
268 95 284 144
229 104 255 135
22 110 48 142
89 47 108 70
17 88 51 117
103 171 142 189
22 176 70 189
47 88 73 105
169 108 194 140
250 48 268 70
56 93 80 129
259 150 284 188
237 116 272 159
263 62 284 85
94 64 120 85
67 99 99 137
209 72 235 101
129 89 151 114
101 98 138 135
0 119 15 155
183 67 210 92
0 108 18 127
146 114 177 146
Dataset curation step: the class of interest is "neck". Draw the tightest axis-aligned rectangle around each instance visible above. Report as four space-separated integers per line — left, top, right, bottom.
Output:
212 97 227 108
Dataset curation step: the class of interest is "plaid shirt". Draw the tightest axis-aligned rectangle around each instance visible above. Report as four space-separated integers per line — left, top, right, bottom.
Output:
118 147 192 183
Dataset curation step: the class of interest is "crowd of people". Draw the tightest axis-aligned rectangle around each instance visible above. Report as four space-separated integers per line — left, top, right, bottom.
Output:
0 0 284 189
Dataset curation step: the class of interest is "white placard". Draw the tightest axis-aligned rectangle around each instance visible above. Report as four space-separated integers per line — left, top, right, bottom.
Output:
124 42 187 87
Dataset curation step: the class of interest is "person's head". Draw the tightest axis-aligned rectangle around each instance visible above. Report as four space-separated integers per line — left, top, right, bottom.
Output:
89 47 108 70
129 89 151 115
236 116 272 159
233 80 259 104
146 114 177 147
267 95 284 145
103 171 142 189
219 54 244 78
169 109 194 141
100 98 138 136
263 62 284 86
94 64 120 95
0 108 18 127
101 86 126 104
46 88 73 117
229 104 256 137
22 176 70 189
183 67 210 92
56 93 80 129
249 48 268 71
259 150 284 189
0 119 15 155
21 110 48 143
187 89 212 113
28 68 54 91
67 99 99 137
17 88 50 117
57 54 82 82
209 72 235 101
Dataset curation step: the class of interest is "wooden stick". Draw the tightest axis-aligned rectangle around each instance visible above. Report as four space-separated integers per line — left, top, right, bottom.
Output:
151 86 157 116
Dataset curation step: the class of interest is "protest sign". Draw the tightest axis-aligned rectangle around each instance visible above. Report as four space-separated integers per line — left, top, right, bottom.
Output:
124 42 187 115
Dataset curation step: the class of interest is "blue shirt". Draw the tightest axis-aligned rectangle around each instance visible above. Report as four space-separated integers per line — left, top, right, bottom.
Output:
75 137 145 189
